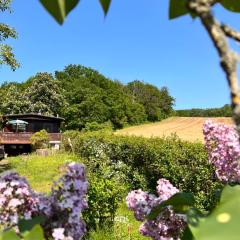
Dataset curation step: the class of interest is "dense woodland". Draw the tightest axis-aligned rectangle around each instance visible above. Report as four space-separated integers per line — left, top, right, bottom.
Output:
0 64 175 130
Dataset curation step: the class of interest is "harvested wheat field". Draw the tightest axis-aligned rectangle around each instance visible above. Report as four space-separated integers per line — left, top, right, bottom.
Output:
115 117 233 143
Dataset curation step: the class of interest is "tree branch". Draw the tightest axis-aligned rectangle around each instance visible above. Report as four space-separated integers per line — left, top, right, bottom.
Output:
221 24 240 42
188 0 240 134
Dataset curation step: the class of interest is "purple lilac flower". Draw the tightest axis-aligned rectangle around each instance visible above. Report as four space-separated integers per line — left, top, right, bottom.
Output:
126 179 186 240
0 163 88 240
0 172 39 227
156 179 179 201
52 228 65 240
203 120 240 183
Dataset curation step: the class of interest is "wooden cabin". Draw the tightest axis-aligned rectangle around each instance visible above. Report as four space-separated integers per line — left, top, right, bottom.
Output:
0 114 64 156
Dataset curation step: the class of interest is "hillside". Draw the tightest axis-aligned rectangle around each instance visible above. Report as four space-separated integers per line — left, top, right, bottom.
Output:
115 117 233 142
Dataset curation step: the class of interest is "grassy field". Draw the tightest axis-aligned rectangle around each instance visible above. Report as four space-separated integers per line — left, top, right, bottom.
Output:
3 153 146 240
115 117 233 143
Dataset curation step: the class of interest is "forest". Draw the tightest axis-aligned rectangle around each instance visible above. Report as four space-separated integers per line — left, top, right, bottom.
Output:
0 64 175 130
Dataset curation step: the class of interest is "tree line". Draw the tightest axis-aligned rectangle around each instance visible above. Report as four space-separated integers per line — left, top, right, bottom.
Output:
176 105 232 117
0 64 175 130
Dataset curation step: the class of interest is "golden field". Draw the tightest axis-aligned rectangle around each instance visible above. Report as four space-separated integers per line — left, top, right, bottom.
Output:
115 117 233 143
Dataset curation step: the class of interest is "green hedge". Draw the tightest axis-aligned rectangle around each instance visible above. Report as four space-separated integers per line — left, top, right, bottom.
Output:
62 131 222 210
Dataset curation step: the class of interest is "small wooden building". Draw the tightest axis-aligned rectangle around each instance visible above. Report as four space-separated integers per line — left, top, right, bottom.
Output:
0 114 64 156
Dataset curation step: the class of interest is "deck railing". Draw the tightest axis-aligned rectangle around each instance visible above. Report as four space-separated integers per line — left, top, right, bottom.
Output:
0 132 62 144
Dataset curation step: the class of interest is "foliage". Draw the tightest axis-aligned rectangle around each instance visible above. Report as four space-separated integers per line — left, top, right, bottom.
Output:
0 224 44 240
22 72 67 116
0 0 19 70
176 105 232 117
83 121 113 132
0 64 174 129
0 83 26 114
39 0 80 24
63 130 222 211
190 185 240 240
84 176 125 231
39 0 111 24
0 73 66 116
126 81 175 121
30 129 49 149
56 64 149 129
38 0 240 25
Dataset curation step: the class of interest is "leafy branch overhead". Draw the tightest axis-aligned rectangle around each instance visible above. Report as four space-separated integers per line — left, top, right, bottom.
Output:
39 0 112 24
0 0 19 71
39 0 240 24
170 0 240 20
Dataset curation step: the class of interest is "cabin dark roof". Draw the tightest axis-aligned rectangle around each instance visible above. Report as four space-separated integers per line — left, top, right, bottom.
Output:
3 113 64 122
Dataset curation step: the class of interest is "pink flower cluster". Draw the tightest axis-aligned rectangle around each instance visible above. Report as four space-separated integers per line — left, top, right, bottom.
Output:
126 179 186 240
0 163 88 240
203 120 240 183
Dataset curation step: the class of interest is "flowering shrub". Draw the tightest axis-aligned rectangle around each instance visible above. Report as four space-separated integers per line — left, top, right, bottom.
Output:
0 163 88 240
0 172 39 227
63 130 220 210
126 179 186 239
203 120 240 183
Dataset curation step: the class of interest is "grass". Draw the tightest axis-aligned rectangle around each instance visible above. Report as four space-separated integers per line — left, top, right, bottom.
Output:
116 117 233 143
9 152 78 193
7 153 146 239
88 203 147 240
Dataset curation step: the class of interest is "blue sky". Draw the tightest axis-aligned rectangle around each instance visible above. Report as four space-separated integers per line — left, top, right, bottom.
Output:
1 0 239 109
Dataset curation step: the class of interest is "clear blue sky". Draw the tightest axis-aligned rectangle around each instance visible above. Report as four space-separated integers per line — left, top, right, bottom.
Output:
1 0 239 109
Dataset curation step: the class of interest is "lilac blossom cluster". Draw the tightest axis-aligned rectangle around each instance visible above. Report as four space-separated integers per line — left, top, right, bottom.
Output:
49 162 88 240
0 172 39 227
0 163 88 240
126 179 186 240
203 120 240 183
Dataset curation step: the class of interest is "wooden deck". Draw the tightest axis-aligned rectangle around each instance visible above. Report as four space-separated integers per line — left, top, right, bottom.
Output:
0 132 61 144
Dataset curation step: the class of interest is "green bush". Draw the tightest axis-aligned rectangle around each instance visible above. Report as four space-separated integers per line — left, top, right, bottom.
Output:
83 121 113 132
30 129 49 149
84 176 126 231
63 131 222 210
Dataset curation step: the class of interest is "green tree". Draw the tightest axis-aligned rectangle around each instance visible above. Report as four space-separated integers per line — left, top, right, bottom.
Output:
56 64 147 129
127 80 174 121
0 82 28 114
0 0 19 70
23 72 66 116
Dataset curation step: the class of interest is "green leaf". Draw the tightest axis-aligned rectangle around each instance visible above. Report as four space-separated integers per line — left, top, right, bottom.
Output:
148 192 194 220
99 0 111 16
39 0 80 24
190 185 240 240
220 0 240 13
23 225 44 240
18 216 46 233
169 0 189 19
0 230 20 240
182 226 195 240
187 208 206 227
